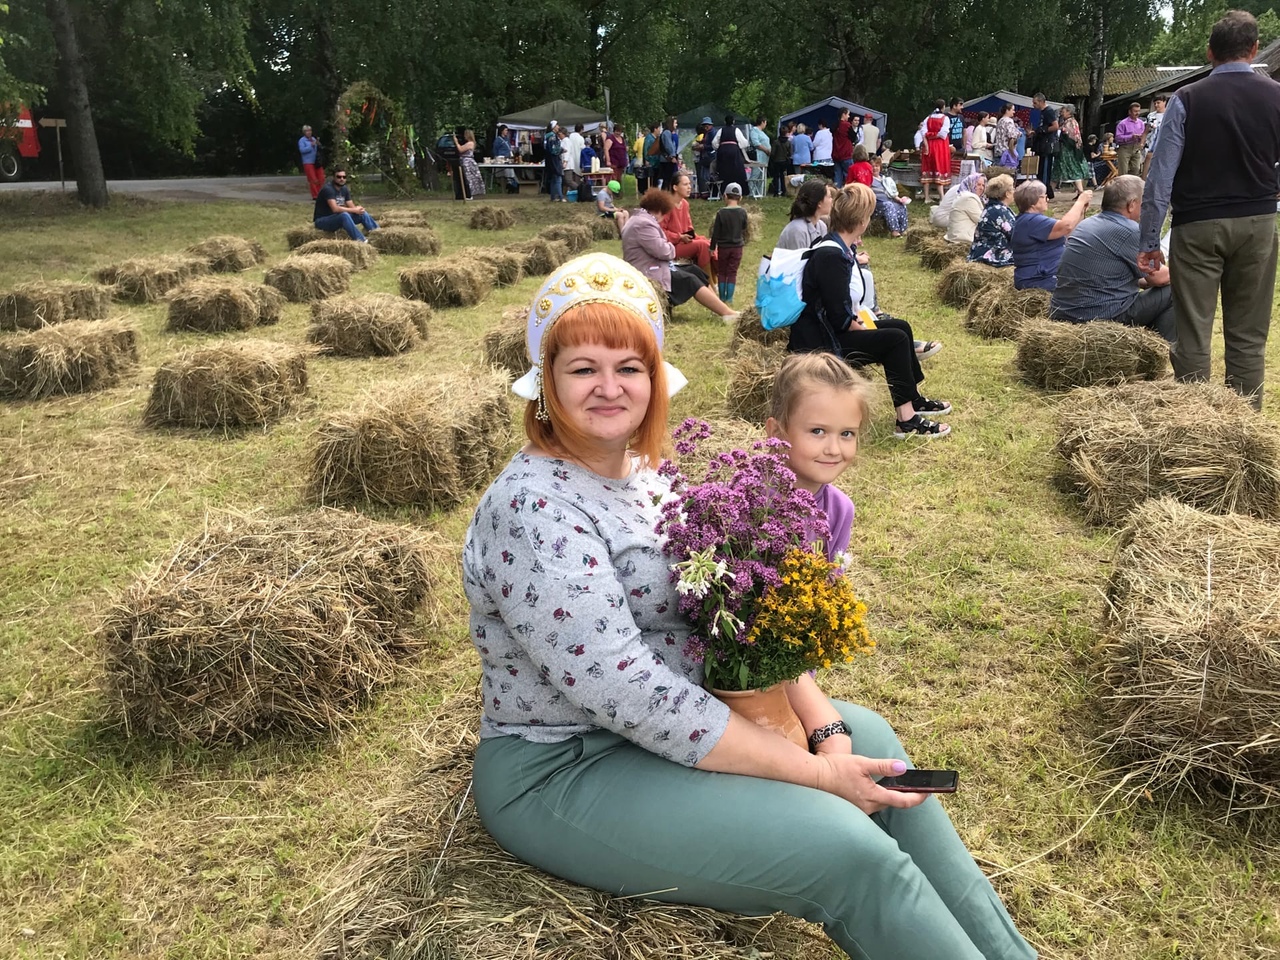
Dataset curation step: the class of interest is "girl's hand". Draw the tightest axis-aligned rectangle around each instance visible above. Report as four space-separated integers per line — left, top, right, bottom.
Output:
814 755 929 815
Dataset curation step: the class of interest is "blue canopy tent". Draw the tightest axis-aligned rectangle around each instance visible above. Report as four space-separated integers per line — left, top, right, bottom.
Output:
960 91 1068 157
778 97 887 140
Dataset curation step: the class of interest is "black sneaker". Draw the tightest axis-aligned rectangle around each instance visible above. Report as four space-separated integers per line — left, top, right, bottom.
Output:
894 415 951 439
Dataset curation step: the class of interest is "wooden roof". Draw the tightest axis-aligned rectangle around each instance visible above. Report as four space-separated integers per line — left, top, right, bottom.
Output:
1060 66 1199 98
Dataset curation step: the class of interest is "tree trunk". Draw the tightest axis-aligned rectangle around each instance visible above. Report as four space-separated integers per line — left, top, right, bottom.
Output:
1085 2 1107 137
45 0 107 207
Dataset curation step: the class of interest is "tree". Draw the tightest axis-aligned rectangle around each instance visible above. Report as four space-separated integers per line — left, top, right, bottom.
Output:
44 0 104 205
1140 2 1280 65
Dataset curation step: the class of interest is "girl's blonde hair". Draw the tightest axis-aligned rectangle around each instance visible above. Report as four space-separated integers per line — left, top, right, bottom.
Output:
769 352 874 428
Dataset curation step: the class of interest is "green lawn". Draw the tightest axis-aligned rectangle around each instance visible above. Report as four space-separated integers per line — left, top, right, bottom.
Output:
0 188 1277 960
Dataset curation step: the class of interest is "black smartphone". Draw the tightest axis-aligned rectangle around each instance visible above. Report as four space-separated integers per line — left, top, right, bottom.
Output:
879 769 959 793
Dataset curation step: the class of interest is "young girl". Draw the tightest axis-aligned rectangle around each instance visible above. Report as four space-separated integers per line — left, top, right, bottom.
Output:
709 182 749 304
999 134 1020 170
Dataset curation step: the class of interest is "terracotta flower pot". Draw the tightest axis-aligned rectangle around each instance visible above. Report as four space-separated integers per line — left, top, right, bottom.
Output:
710 683 807 751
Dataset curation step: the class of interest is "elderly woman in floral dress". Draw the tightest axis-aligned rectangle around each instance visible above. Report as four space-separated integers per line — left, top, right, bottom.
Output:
967 174 1017 267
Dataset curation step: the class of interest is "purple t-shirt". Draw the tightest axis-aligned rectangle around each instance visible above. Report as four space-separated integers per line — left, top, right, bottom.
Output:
814 484 855 560
1011 212 1065 291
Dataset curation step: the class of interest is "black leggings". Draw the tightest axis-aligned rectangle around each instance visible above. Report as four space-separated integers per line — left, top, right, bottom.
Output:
835 316 926 408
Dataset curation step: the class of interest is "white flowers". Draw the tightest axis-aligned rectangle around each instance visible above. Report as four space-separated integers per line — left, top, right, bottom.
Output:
672 548 743 639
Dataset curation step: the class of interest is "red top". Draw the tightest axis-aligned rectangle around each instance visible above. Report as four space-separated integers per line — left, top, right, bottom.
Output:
851 161 873 186
926 114 948 141
659 199 696 244
833 119 853 161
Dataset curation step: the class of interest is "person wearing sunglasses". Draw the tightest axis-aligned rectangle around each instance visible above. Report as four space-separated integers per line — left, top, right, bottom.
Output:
313 167 379 241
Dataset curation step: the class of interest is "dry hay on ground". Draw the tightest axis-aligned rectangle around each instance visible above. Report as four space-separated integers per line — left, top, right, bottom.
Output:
743 206 766 243
514 237 572 276
1 280 113 330
308 294 431 357
377 208 431 228
936 261 1004 308
674 417 768 480
368 227 441 257
95 255 211 303
309 369 512 510
481 305 529 378
144 339 307 429
917 235 967 272
965 284 1046 340
264 254 352 303
458 246 526 287
577 213 618 241
399 258 492 309
0 320 139 400
468 205 515 230
538 222 594 254
185 235 267 273
99 509 444 744
1015 319 1169 391
862 215 892 239
1053 380 1280 525
286 225 343 249
310 691 830 960
903 225 939 252
728 305 790 353
725 341 786 423
1095 497 1280 811
294 238 380 270
166 279 285 333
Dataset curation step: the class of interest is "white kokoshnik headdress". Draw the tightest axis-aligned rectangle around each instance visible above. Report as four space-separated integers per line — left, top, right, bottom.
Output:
511 252 688 419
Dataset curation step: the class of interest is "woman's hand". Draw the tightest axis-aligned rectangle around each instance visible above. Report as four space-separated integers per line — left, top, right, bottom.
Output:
813 755 929 815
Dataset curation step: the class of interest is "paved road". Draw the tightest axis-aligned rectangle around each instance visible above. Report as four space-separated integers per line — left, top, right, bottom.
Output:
0 174 311 203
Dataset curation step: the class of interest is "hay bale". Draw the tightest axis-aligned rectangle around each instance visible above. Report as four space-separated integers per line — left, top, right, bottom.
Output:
377 208 431 228
481 305 530 378
964 284 1045 340
144 339 308 428
0 320 139 400
674 417 766 479
307 294 431 357
1 280 112 330
264 254 352 303
918 236 967 272
862 215 892 239
725 341 786 423
468 205 516 230
729 305 790 353
903 225 938 252
398 258 492 309
936 261 1003 308
166 279 285 333
96 255 211 303
368 227 441 257
310 692 829 960
99 509 443 743
1015 319 1169 391
538 222 594 254
1053 380 1280 525
286 226 343 249
743 206 765 243
1095 498 1280 809
514 237 572 275
309 369 513 509
185 235 267 272
577 213 618 241
294 238 380 270
458 247 526 287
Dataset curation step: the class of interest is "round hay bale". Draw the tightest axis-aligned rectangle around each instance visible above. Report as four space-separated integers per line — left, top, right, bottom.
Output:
0 319 139 400
185 235 267 272
96 255 211 303
1052 380 1280 525
903 225 938 252
458 247 526 287
294 238 380 270
1015 319 1169 391
286 226 343 249
514 237 572 276
936 261 1003 308
1095 497 1280 809
377 208 431 228
309 369 513 509
398 258 493 309
729 305 790 353
725 341 787 423
166 279 285 333
538 222 594 254
264 254 352 303
143 339 308 429
99 509 443 743
1 280 113 330
367 227 441 257
482 305 530 378
310 692 830 960
307 294 431 357
964 283 1045 340
577 213 618 241
468 205 516 230
918 236 967 272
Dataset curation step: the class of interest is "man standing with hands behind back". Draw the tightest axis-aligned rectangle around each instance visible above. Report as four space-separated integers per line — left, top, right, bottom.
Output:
1139 9 1280 410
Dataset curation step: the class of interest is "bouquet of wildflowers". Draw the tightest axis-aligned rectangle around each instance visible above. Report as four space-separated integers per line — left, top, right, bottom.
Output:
657 419 873 691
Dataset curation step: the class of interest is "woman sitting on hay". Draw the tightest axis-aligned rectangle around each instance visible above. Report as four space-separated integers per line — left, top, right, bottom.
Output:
461 252 1035 960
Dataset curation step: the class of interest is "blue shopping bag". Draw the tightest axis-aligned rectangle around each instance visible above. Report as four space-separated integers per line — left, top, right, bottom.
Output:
755 247 808 330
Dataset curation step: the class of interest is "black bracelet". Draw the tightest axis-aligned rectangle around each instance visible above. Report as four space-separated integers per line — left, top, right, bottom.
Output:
808 720 852 752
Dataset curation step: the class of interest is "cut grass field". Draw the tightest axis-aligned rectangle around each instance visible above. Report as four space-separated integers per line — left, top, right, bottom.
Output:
1 188 1278 960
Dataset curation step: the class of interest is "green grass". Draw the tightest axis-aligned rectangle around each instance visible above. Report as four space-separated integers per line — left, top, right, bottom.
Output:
1 188 1278 959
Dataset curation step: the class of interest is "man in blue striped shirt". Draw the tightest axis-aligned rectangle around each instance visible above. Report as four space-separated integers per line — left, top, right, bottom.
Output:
1049 175 1176 342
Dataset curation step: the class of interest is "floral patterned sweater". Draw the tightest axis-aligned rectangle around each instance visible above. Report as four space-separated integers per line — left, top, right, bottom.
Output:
462 452 731 766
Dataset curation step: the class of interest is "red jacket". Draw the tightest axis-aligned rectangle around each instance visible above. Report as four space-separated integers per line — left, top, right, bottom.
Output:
851 161 873 186
832 120 854 162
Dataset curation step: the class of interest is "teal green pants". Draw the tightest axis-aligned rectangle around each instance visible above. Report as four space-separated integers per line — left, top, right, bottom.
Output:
474 701 1035 960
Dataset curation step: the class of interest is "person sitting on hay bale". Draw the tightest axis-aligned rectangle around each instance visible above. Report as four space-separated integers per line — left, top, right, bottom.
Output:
869 156 909 237
1010 179 1093 291
1049 175 1175 343
593 179 628 232
461 252 1035 960
776 179 832 250
313 167 380 242
659 172 712 273
967 175 1016 268
620 188 738 322
944 174 986 247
